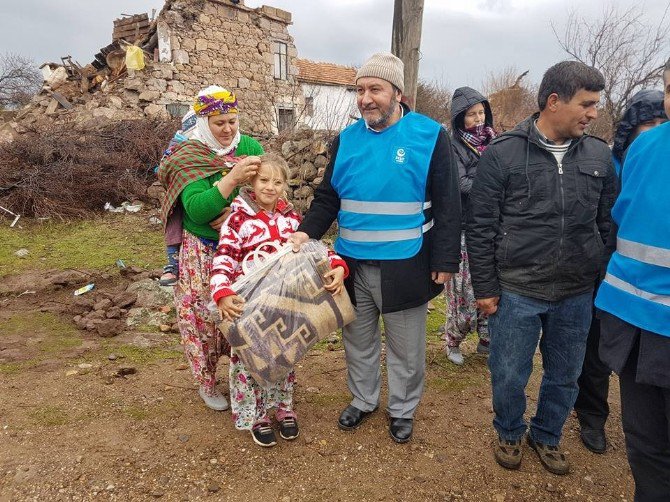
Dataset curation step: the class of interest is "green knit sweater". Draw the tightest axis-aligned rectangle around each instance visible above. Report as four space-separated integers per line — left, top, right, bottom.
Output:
180 135 264 240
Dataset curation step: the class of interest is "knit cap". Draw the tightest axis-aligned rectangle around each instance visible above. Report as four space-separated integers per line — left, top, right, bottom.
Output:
355 52 404 93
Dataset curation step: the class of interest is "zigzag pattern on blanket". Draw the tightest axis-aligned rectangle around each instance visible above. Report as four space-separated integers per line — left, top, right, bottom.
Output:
219 249 355 387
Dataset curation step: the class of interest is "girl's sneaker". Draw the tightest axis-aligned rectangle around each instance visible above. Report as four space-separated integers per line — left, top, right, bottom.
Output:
279 415 299 440
251 421 277 447
159 265 178 286
198 386 229 411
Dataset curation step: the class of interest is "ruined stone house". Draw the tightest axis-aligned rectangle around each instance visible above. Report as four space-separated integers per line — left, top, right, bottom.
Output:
6 0 306 138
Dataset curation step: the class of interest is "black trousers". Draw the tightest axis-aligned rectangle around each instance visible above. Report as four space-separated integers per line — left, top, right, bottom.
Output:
575 316 611 429
620 338 670 502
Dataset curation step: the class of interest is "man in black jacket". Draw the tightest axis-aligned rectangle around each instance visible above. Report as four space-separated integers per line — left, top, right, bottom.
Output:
289 52 461 443
466 61 617 474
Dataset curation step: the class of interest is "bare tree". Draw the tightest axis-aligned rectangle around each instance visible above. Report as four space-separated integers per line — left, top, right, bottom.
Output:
482 66 537 132
552 3 670 138
0 53 42 109
415 79 451 125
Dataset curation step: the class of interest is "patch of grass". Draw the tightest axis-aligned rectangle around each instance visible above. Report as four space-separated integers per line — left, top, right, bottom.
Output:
2 312 82 354
101 343 182 365
425 375 481 393
426 295 446 336
0 360 39 375
0 214 164 276
303 391 351 406
29 405 69 426
123 406 150 420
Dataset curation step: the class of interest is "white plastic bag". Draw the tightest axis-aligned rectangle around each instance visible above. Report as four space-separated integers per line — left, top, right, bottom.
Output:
217 241 355 387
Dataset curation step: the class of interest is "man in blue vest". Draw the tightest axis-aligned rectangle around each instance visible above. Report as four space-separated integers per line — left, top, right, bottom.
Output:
466 61 618 475
289 52 461 443
594 57 670 501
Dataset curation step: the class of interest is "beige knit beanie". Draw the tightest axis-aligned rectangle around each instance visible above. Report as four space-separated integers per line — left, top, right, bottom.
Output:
355 52 405 93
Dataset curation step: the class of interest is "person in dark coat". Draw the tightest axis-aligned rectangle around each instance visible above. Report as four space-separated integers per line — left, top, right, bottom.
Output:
575 88 667 455
289 52 462 443
443 87 496 365
594 59 670 500
466 61 617 475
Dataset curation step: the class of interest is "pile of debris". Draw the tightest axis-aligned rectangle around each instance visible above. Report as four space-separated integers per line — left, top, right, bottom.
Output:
3 13 162 139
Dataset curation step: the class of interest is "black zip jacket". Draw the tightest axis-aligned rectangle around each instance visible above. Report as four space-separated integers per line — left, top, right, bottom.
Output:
298 109 462 313
466 114 617 302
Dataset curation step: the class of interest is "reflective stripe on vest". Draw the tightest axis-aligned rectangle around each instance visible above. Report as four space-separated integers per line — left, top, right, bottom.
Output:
340 199 432 215
340 219 434 242
603 272 670 308
617 237 670 268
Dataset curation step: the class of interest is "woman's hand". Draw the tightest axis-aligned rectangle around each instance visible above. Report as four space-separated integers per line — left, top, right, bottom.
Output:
217 295 245 321
216 156 261 199
323 266 345 296
227 156 261 185
209 207 232 231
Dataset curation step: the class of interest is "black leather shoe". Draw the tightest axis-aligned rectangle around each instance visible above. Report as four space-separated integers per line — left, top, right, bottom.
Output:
580 427 607 454
338 405 377 431
389 417 413 443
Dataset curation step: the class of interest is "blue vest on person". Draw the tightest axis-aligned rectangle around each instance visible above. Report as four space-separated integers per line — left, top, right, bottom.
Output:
331 111 441 260
595 122 670 337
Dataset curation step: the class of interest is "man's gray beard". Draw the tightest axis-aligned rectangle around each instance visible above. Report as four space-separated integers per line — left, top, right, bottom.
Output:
364 101 398 129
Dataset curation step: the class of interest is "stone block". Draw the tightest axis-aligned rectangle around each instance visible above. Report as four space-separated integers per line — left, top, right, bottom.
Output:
138 90 161 102
238 77 250 89
196 39 208 51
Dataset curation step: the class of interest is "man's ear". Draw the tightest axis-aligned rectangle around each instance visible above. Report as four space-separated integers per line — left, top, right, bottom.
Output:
546 93 560 112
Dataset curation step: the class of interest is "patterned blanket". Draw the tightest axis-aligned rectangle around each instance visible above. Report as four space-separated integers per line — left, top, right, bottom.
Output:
218 242 355 387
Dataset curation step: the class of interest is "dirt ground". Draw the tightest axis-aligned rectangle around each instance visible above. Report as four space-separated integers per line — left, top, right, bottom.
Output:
0 271 635 502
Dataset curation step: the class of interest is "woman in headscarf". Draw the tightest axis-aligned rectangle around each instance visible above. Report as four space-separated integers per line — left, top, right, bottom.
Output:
444 87 496 365
158 86 264 410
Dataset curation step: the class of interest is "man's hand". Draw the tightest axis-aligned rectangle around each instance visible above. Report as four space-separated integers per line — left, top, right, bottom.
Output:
287 231 309 252
323 266 345 295
431 271 453 284
209 207 232 231
217 295 245 321
476 296 500 315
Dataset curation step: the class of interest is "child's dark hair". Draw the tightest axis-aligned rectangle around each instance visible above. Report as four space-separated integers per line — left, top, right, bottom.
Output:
258 153 290 182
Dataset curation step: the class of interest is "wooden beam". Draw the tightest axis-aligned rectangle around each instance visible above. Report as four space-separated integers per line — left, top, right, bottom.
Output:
391 0 424 109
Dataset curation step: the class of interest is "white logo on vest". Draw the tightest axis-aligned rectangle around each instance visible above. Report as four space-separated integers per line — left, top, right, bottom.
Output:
394 147 406 164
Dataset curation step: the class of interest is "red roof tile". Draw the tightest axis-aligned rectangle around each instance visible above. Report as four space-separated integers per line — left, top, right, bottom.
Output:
296 59 357 87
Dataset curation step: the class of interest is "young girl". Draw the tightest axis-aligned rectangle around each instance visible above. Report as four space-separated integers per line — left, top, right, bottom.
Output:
210 153 347 447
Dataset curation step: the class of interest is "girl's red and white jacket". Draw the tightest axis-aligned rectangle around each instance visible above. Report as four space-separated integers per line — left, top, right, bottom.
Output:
210 187 348 302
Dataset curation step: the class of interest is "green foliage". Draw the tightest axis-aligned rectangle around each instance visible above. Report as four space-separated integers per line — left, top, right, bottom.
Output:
0 215 164 276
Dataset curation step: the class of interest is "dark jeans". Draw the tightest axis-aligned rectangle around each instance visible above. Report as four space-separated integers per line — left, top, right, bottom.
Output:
165 244 180 274
600 313 670 502
575 315 611 430
488 289 592 445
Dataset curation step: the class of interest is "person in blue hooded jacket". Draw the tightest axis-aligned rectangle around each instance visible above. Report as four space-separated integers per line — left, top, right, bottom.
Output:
594 58 670 502
575 88 667 455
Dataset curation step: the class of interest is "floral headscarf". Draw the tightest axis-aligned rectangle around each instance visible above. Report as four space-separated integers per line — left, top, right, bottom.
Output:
191 86 241 156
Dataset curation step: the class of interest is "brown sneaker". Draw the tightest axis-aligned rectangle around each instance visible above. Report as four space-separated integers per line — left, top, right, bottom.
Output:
527 434 570 475
494 436 522 470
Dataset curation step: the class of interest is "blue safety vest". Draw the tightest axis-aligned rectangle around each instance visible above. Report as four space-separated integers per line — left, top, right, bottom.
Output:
595 123 670 337
331 111 441 260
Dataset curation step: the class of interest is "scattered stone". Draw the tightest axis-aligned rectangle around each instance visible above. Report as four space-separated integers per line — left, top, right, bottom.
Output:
178 434 190 443
14 248 30 258
96 319 125 338
65 370 79 376
105 306 122 319
126 279 174 308
50 270 89 285
115 367 137 377
94 298 113 311
207 484 220 493
151 490 165 498
108 354 118 361
112 291 138 309
546 483 557 493
78 363 93 369
159 324 171 333
306 387 319 393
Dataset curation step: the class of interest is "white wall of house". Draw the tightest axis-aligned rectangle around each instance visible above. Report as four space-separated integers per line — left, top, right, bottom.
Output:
300 83 358 131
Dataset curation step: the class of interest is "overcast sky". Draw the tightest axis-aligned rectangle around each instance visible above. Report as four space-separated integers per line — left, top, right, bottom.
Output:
1 0 668 91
